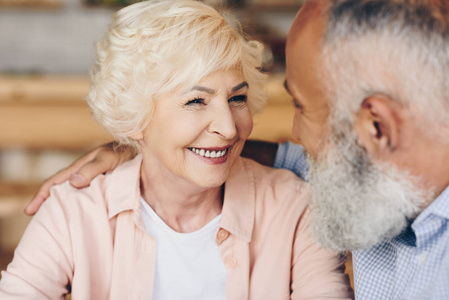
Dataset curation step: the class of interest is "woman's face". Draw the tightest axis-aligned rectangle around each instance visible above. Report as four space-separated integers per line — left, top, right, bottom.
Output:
138 69 253 189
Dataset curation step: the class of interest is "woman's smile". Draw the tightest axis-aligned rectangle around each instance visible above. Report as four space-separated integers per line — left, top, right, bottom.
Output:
188 146 230 164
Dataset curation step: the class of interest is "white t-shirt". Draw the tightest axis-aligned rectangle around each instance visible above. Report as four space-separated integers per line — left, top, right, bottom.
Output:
140 198 227 300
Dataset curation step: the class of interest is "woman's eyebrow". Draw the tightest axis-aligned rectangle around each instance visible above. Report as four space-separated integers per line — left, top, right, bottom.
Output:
189 86 215 94
184 81 248 94
232 81 248 92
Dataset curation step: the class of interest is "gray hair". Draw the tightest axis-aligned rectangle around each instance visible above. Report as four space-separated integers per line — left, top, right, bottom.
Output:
322 0 449 136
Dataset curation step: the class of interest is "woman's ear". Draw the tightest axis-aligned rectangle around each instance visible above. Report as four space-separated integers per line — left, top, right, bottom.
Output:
354 94 402 158
129 131 144 140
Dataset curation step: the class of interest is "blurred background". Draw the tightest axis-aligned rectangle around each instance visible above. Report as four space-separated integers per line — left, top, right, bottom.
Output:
0 0 352 291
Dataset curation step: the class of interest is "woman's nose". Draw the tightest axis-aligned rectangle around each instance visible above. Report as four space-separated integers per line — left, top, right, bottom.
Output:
209 104 237 139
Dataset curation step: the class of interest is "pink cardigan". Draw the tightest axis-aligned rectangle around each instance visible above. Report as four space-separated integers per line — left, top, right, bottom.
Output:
0 156 353 299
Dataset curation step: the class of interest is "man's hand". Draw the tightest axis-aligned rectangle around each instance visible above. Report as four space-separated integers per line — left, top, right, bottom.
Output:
25 140 277 216
25 142 137 216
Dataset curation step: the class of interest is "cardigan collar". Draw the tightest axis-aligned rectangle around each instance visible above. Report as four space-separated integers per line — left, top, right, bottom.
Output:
105 154 255 243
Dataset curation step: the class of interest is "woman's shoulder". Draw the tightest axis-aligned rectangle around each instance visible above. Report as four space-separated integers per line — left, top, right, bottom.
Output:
42 162 136 226
47 154 142 210
41 173 110 219
235 158 312 243
240 157 310 209
241 157 307 188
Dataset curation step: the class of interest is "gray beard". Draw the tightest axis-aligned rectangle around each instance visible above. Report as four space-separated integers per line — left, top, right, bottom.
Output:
306 126 432 252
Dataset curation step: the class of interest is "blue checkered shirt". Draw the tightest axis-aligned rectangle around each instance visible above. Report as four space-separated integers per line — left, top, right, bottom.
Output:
273 142 309 179
274 142 449 299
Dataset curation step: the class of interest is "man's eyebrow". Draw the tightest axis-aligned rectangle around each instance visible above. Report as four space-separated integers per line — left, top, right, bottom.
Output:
232 81 248 92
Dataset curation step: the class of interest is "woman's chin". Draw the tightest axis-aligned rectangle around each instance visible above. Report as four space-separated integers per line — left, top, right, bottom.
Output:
189 174 228 189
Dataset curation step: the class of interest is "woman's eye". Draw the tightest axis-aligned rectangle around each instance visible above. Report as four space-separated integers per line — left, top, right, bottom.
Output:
229 95 247 103
185 98 205 105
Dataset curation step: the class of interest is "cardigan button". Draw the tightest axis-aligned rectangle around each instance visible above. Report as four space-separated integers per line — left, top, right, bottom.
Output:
225 256 238 269
216 228 230 244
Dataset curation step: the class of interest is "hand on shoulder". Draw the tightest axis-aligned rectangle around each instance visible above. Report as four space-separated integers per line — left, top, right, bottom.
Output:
25 142 136 216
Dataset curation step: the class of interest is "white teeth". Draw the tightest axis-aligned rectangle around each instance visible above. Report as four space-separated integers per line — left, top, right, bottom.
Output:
190 147 227 158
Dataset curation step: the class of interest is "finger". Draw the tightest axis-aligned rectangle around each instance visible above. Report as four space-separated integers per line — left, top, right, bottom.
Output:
25 168 74 216
69 143 137 188
25 146 111 216
70 152 119 188
26 142 133 215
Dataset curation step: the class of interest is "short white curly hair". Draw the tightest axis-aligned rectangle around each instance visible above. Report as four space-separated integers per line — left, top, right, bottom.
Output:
87 0 267 148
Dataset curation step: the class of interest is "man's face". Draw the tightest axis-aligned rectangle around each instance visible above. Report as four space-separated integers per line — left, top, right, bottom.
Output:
285 1 330 159
285 0 430 251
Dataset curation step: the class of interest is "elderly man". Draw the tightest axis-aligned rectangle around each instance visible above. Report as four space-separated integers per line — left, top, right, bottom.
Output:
26 0 449 298
284 0 449 298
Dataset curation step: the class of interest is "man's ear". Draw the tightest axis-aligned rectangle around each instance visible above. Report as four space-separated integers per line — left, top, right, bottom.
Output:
354 94 402 157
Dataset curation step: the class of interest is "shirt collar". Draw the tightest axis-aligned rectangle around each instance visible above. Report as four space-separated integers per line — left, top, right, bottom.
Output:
413 184 449 227
104 155 255 242
106 154 143 219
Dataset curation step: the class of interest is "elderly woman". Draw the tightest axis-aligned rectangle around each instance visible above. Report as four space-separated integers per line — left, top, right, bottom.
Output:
0 1 352 299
